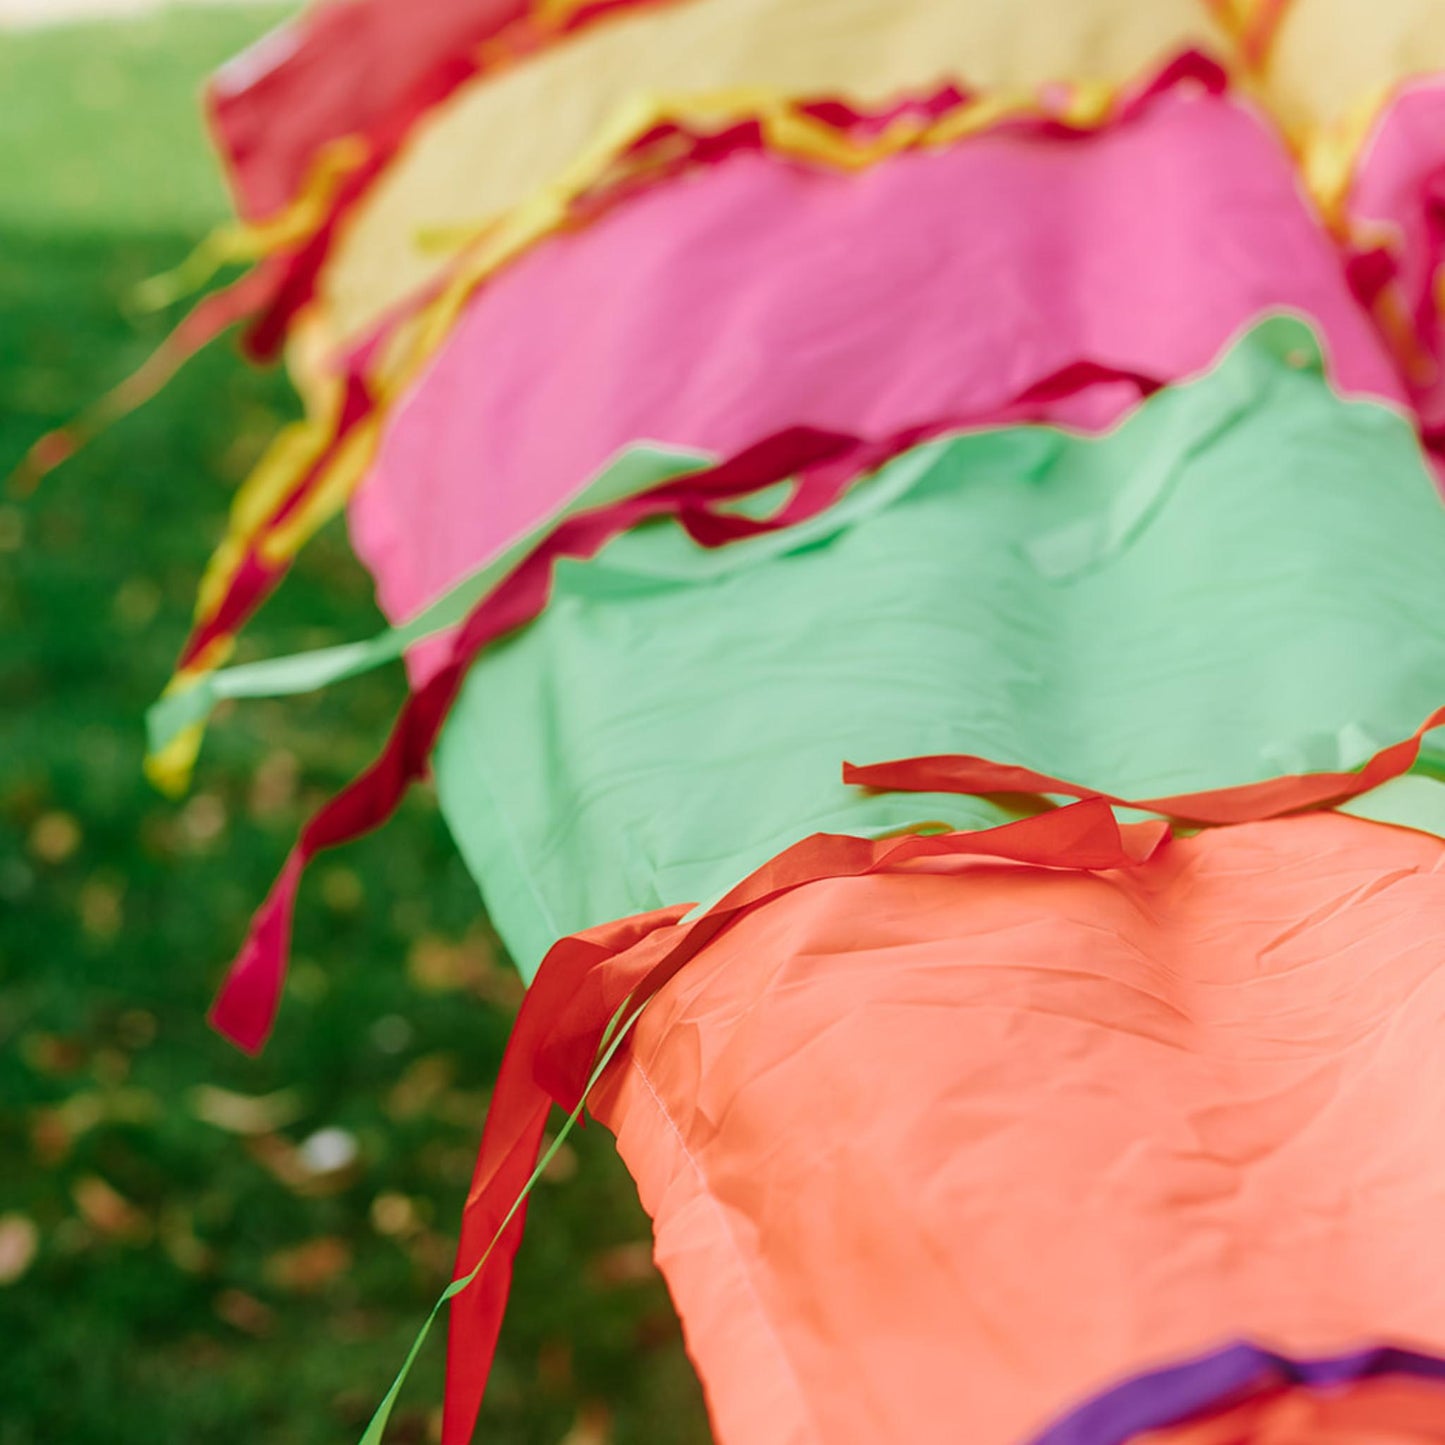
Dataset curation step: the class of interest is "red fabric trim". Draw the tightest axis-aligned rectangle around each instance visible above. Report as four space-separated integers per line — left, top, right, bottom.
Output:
843 705 1445 825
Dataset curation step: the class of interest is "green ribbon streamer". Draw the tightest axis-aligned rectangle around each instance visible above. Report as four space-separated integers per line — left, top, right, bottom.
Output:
147 443 712 759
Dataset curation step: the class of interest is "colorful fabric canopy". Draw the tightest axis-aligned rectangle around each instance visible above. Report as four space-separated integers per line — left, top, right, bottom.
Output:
149 51 1445 755
587 811 1445 1445
205 0 1445 348
438 770 1445 1444
432 321 1445 971
132 1 1445 1441
353 84 1405 639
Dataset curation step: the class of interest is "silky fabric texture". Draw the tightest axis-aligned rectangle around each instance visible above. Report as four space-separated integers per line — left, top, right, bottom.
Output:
585 812 1445 1445
431 322 1445 975
317 0 1233 342
351 87 1405 635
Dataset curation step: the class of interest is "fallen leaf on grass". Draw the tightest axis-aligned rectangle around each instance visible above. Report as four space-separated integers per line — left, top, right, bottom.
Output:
159 1209 213 1275
369 1192 420 1239
29 811 81 864
265 1236 351 1293
72 1176 150 1243
0 1214 39 1284
213 1288 275 1336
31 1087 161 1163
386 1054 455 1121
21 1032 87 1076
191 1085 305 1136
78 875 124 940
407 928 522 1008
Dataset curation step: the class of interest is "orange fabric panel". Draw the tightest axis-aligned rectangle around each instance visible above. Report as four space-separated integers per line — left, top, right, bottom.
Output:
590 812 1445 1445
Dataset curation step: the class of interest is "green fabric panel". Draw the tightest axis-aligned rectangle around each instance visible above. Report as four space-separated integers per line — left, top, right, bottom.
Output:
1338 774 1445 838
433 318 1445 977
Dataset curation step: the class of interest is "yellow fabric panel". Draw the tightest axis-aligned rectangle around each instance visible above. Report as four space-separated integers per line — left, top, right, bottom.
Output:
319 0 1229 343
1269 0 1445 135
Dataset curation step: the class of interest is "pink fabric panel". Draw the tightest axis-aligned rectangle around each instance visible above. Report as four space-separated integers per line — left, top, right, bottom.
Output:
351 87 1405 641
1347 79 1445 435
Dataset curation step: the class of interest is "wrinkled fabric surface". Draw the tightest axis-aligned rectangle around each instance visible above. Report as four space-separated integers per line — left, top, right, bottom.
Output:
203 0 1445 343
169 3 1445 725
181 7 1445 1443
177 66 1222 687
168 45 1445 706
431 320 1445 974
207 0 1217 230
309 0 1445 341
315 0 1233 341
587 811 1445 1445
352 84 1406 634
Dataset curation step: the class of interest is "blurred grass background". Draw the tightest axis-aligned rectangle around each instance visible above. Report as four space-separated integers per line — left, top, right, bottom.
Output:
0 8 707 1441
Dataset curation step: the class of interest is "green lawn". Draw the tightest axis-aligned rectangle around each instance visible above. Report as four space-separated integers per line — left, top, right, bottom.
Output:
0 10 706 1442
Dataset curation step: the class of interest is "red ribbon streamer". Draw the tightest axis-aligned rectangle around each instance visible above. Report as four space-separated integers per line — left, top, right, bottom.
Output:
843 705 1445 825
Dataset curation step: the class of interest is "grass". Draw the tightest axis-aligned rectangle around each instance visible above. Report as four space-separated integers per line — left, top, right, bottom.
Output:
0 9 708 1442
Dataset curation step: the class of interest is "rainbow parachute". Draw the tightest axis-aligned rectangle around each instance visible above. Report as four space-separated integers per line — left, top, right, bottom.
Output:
129 0 1445 1439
